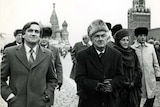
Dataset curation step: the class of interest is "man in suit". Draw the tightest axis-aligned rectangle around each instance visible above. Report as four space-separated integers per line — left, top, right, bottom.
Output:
40 27 63 107
70 35 90 80
4 29 23 50
1 21 58 107
75 19 124 107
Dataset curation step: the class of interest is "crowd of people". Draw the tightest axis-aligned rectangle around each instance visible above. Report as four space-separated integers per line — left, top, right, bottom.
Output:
1 19 160 107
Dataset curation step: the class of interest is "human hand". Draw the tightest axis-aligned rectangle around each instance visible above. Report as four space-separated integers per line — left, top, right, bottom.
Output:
96 82 106 92
96 82 112 93
57 83 62 91
103 79 112 92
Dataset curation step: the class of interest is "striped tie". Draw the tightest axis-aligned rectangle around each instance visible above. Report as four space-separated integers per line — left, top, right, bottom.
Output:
29 49 34 66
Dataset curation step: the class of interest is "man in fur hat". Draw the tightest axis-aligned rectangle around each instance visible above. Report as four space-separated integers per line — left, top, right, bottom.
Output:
39 27 63 107
4 29 23 50
75 19 124 107
131 27 160 107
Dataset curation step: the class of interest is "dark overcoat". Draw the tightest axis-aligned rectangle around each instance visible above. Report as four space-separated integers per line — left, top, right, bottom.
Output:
75 45 124 107
47 45 63 106
70 41 90 80
4 41 17 50
1 44 57 107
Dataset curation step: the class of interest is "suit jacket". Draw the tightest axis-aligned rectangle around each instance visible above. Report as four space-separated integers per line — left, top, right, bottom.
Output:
70 41 90 79
1 44 58 107
75 45 124 107
4 41 17 50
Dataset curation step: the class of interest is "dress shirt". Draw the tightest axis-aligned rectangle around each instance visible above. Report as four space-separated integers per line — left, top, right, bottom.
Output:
24 43 37 61
96 49 105 56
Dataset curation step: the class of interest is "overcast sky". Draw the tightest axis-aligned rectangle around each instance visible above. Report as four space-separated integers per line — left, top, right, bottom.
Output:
0 0 160 45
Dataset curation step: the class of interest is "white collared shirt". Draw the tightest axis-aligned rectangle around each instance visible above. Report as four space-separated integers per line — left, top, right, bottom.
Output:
24 43 37 61
96 49 105 55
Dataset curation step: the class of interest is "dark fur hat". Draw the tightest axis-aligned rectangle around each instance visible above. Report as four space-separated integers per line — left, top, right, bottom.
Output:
14 29 22 37
41 27 52 38
134 27 148 37
111 24 123 37
105 22 112 30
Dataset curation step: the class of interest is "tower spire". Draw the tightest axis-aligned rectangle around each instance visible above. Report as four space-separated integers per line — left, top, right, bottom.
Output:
50 3 59 31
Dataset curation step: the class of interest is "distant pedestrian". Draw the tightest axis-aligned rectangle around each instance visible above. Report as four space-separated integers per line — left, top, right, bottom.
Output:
75 19 124 107
4 29 23 50
154 41 160 81
40 26 63 107
70 35 90 80
114 29 142 107
1 21 57 107
131 27 160 107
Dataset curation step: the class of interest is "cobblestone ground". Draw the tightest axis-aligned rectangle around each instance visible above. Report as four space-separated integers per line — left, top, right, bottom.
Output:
53 77 79 107
154 82 160 107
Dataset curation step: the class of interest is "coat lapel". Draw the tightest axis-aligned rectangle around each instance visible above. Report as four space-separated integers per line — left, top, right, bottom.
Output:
16 44 30 69
87 46 104 72
101 47 111 77
31 46 47 69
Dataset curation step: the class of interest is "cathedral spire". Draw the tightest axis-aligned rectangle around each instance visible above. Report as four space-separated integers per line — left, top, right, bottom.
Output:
50 3 59 31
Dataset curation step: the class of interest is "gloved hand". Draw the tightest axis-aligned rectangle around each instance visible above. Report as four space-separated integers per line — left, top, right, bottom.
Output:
103 79 112 92
57 83 62 91
96 82 112 93
96 82 106 92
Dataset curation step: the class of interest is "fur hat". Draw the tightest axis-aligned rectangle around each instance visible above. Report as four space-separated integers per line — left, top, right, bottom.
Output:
134 27 148 37
14 29 22 37
87 19 109 37
111 24 123 36
41 27 52 38
114 29 129 45
105 22 112 30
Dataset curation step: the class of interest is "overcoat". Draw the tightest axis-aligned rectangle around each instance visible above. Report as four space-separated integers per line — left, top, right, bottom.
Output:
48 45 63 84
47 45 63 106
75 45 124 107
4 41 17 50
1 44 57 107
131 42 160 98
70 41 90 80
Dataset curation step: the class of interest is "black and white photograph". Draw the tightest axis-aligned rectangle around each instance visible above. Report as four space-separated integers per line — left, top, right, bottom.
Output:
0 0 160 107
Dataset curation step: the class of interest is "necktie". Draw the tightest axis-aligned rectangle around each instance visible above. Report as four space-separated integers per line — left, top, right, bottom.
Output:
98 53 103 63
29 49 34 66
99 52 103 58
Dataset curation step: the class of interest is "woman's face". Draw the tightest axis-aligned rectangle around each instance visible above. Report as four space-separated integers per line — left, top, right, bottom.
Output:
119 36 129 49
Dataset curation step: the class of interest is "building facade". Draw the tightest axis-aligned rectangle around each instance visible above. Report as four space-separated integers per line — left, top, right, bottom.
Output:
127 0 160 44
128 0 151 29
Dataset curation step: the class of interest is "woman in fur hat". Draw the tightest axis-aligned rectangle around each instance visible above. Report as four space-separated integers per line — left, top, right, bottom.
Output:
113 29 142 107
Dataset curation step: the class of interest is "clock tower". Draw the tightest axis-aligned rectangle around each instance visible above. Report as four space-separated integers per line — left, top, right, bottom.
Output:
128 0 150 29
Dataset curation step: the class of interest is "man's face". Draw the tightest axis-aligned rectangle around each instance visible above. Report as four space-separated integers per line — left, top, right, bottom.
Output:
40 37 50 46
23 24 41 45
137 34 147 44
91 31 109 51
83 37 89 44
15 33 23 44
